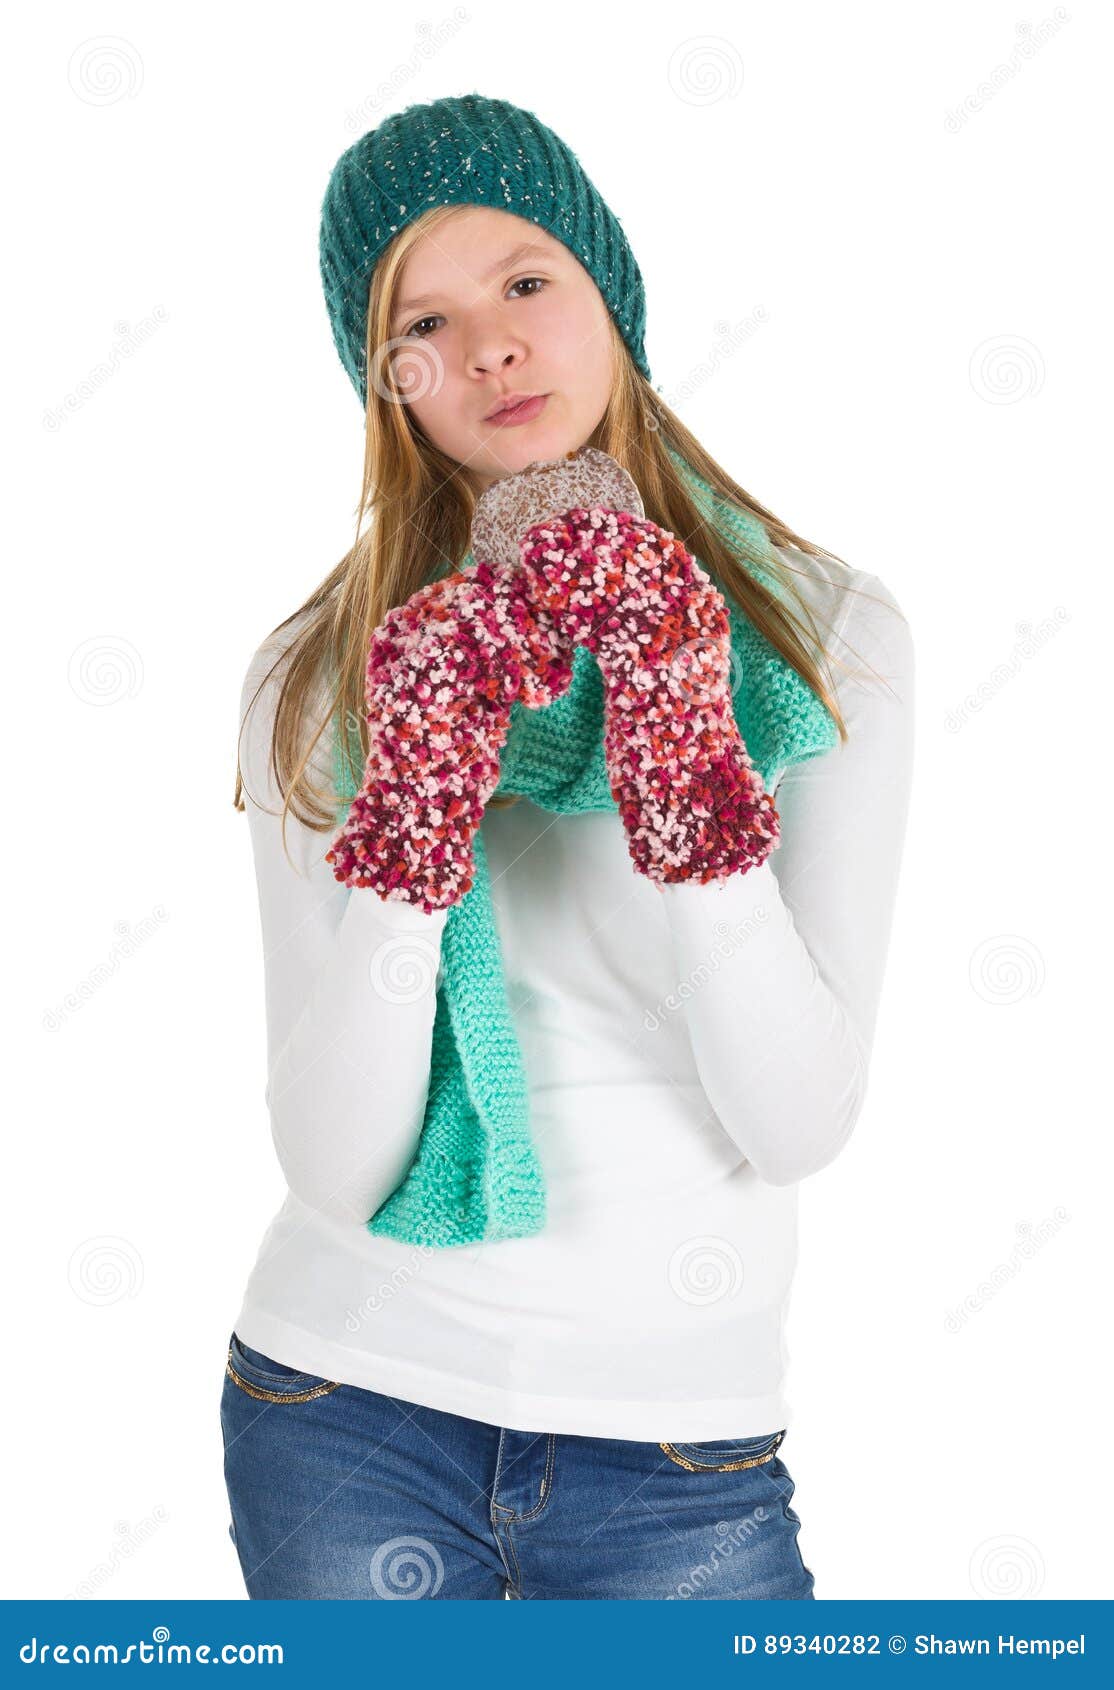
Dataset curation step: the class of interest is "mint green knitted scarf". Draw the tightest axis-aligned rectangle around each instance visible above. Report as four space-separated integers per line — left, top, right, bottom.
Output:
332 453 839 1247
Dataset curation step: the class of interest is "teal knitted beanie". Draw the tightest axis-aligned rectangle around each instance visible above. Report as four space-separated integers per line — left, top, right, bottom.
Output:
319 91 651 407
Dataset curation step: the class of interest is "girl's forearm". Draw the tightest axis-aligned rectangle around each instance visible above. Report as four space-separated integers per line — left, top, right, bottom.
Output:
262 888 448 1223
659 863 865 1184
657 568 915 1186
240 638 448 1225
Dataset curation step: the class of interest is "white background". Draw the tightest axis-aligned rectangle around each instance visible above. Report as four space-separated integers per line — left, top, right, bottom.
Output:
6 0 1110 1601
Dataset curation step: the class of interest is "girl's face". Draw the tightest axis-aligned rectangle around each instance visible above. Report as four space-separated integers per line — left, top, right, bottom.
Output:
389 206 615 493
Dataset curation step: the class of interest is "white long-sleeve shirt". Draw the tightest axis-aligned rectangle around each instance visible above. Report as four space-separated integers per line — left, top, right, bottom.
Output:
231 545 915 1440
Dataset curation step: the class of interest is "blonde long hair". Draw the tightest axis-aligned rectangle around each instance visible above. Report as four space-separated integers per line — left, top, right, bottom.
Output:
235 203 875 854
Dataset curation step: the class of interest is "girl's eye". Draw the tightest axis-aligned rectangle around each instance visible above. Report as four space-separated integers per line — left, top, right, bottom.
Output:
403 277 549 340
507 276 547 301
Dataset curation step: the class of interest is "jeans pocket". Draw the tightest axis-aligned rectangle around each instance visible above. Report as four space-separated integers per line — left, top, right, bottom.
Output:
225 1332 340 1404
659 1428 786 1472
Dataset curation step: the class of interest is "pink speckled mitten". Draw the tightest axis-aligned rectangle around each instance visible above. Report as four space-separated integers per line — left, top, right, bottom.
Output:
471 447 780 886
325 560 573 911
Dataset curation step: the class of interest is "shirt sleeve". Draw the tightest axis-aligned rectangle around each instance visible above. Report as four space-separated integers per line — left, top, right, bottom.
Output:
657 569 915 1185
237 626 449 1224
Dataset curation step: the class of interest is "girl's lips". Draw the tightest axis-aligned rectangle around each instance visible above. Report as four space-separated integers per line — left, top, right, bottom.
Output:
486 393 548 427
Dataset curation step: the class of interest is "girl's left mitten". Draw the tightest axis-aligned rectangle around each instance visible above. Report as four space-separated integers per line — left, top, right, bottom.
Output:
471 448 780 888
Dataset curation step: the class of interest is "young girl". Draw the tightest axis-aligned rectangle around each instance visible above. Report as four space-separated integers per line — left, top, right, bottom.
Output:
226 92 914 1601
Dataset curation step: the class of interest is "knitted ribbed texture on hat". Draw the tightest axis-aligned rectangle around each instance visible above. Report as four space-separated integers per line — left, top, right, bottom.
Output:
331 449 839 1247
319 91 651 407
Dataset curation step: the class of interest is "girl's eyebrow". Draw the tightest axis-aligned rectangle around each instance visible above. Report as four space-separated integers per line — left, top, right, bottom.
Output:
392 240 554 323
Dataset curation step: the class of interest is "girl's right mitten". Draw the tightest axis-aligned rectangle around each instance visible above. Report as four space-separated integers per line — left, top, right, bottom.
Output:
326 561 573 912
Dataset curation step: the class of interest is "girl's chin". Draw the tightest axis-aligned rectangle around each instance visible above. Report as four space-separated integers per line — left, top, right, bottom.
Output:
491 433 571 472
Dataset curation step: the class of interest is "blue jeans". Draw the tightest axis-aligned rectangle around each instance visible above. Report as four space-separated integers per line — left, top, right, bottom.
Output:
220 1333 816 1600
